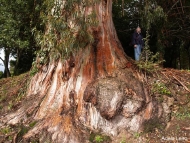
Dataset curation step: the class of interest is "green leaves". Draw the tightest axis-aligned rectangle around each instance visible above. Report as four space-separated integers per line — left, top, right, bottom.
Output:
151 81 171 95
0 0 41 75
16 0 22 4
34 0 98 64
0 0 33 49
141 1 167 30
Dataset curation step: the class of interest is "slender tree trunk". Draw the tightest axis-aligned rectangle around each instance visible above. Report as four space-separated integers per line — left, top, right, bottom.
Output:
122 0 124 16
189 47 190 69
1 1 170 142
14 48 21 75
3 47 11 78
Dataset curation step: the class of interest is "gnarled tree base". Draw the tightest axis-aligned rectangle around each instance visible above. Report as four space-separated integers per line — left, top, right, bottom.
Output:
0 61 172 143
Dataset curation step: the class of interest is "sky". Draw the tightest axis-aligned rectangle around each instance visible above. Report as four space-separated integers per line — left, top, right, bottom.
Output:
0 49 15 72
0 50 5 72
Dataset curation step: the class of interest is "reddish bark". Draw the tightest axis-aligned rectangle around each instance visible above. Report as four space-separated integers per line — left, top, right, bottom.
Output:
0 1 170 142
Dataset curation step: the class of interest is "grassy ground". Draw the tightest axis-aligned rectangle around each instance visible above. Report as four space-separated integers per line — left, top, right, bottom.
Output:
0 73 30 115
0 73 31 142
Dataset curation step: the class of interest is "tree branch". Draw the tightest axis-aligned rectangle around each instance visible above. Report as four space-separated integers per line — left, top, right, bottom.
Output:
167 0 180 14
0 57 4 63
179 0 184 14
173 76 190 93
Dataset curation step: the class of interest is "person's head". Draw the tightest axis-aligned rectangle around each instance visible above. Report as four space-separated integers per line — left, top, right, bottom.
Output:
136 26 141 33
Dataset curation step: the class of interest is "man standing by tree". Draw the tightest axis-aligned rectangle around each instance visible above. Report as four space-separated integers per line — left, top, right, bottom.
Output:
132 26 144 61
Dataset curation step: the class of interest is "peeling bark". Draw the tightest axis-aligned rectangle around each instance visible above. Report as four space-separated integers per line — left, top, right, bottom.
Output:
0 1 171 143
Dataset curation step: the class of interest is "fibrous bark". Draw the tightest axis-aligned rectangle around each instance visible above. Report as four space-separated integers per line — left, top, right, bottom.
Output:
0 1 170 142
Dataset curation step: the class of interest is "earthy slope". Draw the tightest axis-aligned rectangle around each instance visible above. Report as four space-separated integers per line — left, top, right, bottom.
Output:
0 73 31 142
113 68 190 143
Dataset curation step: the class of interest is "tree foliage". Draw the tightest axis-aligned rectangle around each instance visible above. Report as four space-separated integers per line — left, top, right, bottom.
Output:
0 0 39 76
112 0 190 69
33 0 98 68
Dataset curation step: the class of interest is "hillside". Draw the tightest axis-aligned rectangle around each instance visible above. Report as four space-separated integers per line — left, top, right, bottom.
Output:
0 73 31 142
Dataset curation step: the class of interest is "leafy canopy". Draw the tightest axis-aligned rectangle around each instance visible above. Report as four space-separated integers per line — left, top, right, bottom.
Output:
34 0 99 66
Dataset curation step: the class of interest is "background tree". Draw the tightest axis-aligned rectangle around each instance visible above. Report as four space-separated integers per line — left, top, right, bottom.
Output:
156 0 190 69
0 0 41 77
0 0 17 77
112 0 190 69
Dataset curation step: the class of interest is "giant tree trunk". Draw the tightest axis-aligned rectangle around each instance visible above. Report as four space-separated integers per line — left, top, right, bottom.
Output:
1 1 169 142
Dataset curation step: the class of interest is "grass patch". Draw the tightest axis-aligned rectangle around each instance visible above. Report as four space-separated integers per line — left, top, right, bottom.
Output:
173 109 190 120
151 81 171 96
29 121 37 128
89 132 111 143
120 138 126 143
0 95 6 102
8 101 13 110
0 72 30 112
133 132 141 139
0 126 12 134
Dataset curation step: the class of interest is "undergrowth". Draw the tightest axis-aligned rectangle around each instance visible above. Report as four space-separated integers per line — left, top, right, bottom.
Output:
0 72 30 113
89 132 111 143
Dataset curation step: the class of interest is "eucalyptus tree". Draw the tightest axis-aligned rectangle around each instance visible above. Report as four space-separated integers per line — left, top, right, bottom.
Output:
1 0 171 142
